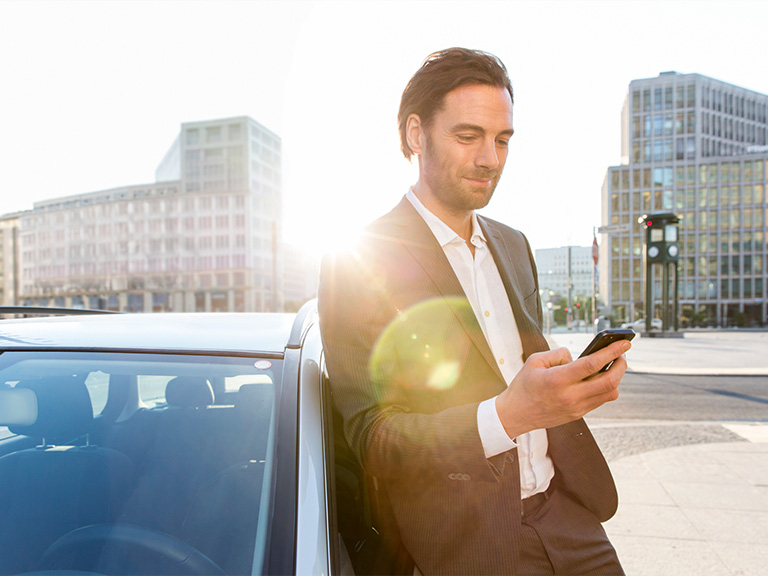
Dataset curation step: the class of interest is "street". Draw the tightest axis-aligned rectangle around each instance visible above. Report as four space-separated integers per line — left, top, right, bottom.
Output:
587 372 768 461
594 372 768 422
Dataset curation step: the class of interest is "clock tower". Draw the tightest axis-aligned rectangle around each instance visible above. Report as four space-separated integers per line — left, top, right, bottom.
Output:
640 212 680 335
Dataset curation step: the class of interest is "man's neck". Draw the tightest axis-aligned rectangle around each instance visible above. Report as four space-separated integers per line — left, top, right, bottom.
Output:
411 183 474 244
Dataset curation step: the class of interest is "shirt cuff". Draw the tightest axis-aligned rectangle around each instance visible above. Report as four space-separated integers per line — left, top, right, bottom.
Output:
477 396 518 459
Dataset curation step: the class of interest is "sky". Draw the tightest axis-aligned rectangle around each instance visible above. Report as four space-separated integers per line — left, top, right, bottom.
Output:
2 0 768 256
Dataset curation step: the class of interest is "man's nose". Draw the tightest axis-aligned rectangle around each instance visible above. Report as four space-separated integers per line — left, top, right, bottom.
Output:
475 138 500 170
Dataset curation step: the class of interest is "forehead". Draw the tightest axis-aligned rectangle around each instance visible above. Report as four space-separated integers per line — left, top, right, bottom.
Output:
437 84 514 130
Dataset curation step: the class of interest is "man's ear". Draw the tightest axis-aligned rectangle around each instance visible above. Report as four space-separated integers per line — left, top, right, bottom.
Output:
405 114 425 156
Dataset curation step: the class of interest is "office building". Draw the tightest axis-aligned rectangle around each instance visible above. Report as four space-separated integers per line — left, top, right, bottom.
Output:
0 212 23 307
602 72 768 327
17 116 290 312
535 245 595 300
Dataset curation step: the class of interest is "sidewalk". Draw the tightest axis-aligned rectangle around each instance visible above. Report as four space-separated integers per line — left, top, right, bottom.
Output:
550 329 768 376
549 331 768 576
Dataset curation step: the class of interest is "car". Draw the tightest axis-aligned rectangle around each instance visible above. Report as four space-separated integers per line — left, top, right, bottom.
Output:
0 302 391 576
620 317 663 331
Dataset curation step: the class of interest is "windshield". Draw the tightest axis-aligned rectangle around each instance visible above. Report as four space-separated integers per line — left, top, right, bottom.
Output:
0 350 280 576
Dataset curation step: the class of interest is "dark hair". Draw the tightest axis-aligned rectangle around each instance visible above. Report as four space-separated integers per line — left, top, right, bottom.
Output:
397 48 514 159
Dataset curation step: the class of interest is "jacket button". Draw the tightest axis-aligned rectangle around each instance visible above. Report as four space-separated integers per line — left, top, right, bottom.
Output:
448 473 471 481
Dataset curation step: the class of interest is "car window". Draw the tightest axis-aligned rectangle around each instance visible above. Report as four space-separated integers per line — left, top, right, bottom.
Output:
138 374 175 407
0 350 281 576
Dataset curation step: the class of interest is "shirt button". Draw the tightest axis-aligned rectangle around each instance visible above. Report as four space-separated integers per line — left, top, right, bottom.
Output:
499 358 505 365
484 310 490 317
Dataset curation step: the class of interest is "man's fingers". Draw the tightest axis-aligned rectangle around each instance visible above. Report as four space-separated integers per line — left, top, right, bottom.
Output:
572 340 631 380
500 342 629 434
532 346 573 368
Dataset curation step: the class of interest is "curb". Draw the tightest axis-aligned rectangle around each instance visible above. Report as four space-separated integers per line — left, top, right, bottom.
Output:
627 366 768 377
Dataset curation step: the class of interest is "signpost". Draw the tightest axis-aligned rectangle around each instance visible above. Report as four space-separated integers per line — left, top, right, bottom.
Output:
592 230 598 328
597 223 631 235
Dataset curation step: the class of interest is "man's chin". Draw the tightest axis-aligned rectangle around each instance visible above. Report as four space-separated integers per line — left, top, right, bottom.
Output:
466 186 496 210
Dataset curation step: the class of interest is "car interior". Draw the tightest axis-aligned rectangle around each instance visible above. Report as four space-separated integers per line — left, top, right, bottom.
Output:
0 352 277 576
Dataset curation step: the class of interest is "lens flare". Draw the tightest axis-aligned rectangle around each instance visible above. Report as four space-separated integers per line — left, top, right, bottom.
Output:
369 297 474 393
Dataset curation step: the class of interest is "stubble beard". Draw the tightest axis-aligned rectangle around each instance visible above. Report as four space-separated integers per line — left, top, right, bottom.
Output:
430 166 501 214
422 136 502 214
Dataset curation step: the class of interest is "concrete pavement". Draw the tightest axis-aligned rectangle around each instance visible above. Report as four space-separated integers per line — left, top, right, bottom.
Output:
549 330 768 576
552 329 768 376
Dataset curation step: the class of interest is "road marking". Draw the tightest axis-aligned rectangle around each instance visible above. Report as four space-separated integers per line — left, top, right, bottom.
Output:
722 423 768 443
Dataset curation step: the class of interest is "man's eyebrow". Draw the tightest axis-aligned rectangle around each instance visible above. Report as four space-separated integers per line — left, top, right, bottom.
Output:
450 123 515 136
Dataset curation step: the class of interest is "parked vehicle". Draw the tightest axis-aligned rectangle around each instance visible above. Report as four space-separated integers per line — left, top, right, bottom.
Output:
0 302 383 576
620 317 663 331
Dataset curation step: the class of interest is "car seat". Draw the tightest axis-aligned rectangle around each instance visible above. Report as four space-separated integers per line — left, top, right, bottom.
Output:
0 376 134 575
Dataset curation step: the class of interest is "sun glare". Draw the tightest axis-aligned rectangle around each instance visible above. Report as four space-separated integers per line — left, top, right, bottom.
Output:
286 218 363 262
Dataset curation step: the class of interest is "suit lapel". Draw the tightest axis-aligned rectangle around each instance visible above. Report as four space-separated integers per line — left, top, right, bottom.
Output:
478 216 549 359
385 198 504 382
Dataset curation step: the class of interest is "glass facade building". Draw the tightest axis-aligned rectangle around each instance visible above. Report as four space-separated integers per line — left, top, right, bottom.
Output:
602 72 768 327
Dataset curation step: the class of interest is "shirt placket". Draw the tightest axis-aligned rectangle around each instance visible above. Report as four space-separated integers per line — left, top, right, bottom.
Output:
475 240 540 494
474 242 512 383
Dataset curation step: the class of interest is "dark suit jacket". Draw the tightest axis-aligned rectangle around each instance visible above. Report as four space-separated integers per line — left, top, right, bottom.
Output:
318 198 618 575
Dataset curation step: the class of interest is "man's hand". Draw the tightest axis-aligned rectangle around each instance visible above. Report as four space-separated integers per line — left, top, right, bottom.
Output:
495 340 631 438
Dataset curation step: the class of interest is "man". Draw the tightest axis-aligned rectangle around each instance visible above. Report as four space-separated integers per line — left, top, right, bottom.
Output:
319 48 630 575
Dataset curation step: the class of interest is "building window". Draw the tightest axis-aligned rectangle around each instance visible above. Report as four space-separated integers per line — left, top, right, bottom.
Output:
653 114 663 136
206 126 222 143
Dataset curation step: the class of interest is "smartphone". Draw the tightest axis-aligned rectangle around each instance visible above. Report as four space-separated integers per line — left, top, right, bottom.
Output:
578 328 636 373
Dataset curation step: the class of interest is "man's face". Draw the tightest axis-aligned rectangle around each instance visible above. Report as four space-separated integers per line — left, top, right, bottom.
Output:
416 83 514 214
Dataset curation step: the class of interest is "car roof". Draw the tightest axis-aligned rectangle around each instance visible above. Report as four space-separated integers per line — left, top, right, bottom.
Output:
0 313 298 356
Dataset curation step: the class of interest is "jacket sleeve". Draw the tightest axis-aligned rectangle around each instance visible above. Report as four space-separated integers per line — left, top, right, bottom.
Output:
318 249 504 484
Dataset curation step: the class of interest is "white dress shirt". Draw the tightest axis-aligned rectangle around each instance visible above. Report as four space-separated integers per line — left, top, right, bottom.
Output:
406 190 554 498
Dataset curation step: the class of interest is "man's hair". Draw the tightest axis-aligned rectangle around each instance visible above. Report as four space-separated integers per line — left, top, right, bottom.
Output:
397 47 514 160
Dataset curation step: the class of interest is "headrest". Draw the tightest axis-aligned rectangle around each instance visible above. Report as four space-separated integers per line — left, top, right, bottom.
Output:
7 376 94 442
0 387 38 426
236 384 274 420
165 377 215 408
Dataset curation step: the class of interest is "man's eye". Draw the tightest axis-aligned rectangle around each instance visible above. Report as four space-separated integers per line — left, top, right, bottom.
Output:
457 135 476 143
497 139 510 147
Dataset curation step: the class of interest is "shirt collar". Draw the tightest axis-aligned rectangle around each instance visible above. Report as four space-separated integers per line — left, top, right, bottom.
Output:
406 188 487 249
